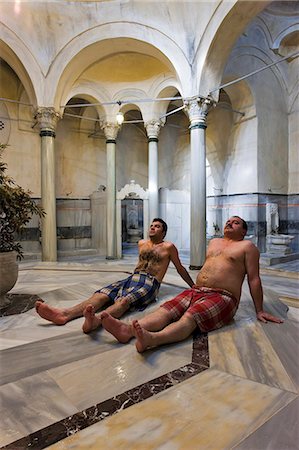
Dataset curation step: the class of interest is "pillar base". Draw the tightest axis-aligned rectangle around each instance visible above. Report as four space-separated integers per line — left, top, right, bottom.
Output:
189 265 202 270
106 256 118 260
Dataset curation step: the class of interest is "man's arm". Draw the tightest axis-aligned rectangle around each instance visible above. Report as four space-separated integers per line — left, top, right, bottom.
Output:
245 243 283 324
169 244 194 288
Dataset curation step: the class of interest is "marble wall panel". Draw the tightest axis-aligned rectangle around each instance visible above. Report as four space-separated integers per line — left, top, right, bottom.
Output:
165 227 181 249
165 203 182 227
159 189 190 251
56 199 91 227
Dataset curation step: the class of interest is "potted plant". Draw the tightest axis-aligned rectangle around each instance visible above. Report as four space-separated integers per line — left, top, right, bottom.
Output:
0 143 45 305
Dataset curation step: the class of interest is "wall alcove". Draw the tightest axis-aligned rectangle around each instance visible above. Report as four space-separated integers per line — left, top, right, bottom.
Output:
116 181 149 258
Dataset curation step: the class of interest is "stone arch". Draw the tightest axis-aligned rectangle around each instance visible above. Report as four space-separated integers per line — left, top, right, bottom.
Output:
147 84 183 121
272 25 299 54
116 181 149 258
45 23 192 109
61 93 106 139
0 34 41 107
112 88 147 123
62 83 111 121
195 0 270 99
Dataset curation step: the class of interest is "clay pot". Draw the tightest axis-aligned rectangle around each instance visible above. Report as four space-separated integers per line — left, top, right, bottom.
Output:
0 251 18 307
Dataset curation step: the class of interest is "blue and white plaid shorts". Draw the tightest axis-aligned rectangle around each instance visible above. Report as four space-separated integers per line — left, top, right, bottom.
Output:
96 271 160 311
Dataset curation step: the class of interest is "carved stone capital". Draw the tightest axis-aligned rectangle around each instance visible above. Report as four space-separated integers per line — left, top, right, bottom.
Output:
35 107 61 133
102 122 120 141
185 98 213 129
145 119 165 139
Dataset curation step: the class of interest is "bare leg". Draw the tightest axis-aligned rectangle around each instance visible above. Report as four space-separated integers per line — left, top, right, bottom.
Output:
35 292 110 325
105 297 131 318
101 311 134 343
137 307 173 331
101 307 173 343
82 298 130 333
133 313 197 353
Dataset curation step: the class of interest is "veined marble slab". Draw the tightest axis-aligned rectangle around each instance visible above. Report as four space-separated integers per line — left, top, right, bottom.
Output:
2 259 297 450
0 372 79 447
233 396 299 450
209 319 297 393
48 369 297 450
48 335 193 411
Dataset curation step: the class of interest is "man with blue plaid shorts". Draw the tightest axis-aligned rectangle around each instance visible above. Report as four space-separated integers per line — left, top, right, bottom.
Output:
35 218 194 333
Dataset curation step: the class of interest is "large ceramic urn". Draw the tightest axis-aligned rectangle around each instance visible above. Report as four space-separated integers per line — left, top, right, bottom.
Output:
0 251 18 307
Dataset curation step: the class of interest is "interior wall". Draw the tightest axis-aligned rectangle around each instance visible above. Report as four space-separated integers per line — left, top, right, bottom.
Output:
256 66 288 194
116 124 148 191
55 116 106 198
159 110 190 190
0 64 40 196
288 55 299 194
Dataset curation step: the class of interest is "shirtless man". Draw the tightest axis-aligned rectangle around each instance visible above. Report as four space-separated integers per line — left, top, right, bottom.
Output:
100 216 283 352
35 218 194 332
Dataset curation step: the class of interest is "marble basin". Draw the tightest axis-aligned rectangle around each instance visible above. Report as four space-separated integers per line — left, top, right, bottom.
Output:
127 228 142 243
266 234 294 245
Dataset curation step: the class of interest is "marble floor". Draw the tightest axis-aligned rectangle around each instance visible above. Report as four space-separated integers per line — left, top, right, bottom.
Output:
0 255 298 449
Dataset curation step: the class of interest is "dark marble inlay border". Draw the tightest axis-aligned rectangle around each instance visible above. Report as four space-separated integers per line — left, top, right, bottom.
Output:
3 331 209 450
0 294 41 316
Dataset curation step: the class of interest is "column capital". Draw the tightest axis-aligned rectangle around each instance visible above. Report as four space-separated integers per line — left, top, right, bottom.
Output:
185 97 214 130
35 107 61 136
145 119 165 140
102 122 120 141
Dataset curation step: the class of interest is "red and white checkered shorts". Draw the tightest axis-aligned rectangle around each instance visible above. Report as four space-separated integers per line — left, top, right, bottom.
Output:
160 287 238 333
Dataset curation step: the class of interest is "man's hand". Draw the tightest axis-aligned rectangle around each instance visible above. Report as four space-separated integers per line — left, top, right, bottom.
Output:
257 311 284 324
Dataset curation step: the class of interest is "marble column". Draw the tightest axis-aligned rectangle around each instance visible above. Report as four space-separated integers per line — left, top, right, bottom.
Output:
102 122 120 259
145 120 164 222
186 98 212 269
35 107 60 262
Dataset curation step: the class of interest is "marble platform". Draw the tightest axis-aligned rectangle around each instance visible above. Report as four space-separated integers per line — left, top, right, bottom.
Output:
260 252 299 267
0 256 298 449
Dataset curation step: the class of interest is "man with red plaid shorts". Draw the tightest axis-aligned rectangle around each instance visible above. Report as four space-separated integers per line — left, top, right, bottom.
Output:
100 216 283 352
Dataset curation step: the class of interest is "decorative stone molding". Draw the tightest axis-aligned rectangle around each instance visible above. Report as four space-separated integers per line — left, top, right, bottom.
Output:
35 107 61 134
117 180 149 200
145 119 165 140
185 98 213 129
102 122 120 141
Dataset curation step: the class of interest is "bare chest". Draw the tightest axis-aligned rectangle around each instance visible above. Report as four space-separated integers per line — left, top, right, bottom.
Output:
207 241 245 264
139 244 169 264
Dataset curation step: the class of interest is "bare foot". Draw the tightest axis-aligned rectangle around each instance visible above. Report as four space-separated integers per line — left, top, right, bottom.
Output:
35 301 69 325
101 312 133 343
82 305 102 333
132 319 155 353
